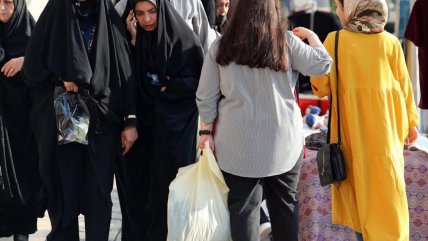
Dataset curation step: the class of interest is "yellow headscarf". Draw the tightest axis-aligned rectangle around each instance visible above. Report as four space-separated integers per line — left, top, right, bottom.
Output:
344 0 388 33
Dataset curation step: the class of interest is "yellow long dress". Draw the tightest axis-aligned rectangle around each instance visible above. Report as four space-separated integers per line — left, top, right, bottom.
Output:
311 30 419 241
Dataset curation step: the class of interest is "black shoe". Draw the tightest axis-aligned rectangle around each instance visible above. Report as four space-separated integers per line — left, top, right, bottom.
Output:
14 234 29 241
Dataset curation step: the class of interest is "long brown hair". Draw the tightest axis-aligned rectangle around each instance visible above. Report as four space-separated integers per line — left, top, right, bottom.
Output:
216 0 289 72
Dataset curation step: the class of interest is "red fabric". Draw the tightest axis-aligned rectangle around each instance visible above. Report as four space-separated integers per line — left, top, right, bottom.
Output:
405 0 428 109
298 98 329 116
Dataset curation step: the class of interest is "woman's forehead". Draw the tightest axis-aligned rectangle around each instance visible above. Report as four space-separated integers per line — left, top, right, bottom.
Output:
135 0 157 9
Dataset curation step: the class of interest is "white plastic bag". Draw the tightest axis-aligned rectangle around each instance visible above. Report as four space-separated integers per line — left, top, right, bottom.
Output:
167 142 232 241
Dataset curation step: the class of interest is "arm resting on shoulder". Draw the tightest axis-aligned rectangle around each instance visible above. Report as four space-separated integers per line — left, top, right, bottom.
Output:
289 29 333 78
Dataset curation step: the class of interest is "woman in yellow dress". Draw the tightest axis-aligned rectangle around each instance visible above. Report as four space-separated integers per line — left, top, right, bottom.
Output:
311 0 419 240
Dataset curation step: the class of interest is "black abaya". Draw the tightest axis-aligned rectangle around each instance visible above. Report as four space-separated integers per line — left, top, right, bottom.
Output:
117 0 204 240
22 0 136 239
0 0 43 236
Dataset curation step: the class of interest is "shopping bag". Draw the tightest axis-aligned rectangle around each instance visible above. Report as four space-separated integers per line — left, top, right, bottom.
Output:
54 86 90 145
167 142 232 241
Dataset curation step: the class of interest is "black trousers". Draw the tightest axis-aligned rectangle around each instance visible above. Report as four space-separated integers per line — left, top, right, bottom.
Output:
222 153 302 241
48 142 114 241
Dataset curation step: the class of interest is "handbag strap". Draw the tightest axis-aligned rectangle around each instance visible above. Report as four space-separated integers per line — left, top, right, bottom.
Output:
326 30 341 145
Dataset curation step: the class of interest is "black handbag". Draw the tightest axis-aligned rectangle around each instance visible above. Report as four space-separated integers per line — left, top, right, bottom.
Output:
316 30 347 186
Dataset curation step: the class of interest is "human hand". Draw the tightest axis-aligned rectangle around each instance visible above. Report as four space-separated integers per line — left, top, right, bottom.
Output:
198 134 214 151
292 27 316 40
1 57 24 78
405 126 418 147
126 10 137 45
63 81 79 92
121 126 138 155
160 76 170 92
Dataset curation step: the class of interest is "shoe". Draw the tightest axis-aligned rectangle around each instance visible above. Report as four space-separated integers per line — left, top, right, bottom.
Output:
259 222 272 241
14 234 29 241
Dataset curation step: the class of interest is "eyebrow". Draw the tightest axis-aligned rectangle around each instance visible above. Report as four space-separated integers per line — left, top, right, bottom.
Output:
136 6 156 12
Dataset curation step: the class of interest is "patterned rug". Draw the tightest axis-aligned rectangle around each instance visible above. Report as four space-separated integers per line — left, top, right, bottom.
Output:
298 149 428 241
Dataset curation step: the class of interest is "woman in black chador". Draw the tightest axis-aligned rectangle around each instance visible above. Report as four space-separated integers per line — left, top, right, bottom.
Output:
0 0 42 240
117 0 204 240
22 0 138 240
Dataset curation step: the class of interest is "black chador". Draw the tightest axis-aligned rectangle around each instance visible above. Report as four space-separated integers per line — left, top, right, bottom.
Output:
22 0 136 240
116 0 204 240
0 0 43 238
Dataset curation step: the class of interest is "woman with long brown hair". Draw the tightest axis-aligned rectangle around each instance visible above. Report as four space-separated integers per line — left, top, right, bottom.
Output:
196 0 332 240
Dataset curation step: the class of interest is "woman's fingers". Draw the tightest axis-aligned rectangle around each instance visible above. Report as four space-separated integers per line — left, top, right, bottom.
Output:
63 81 79 92
126 11 136 30
1 58 23 77
198 135 215 151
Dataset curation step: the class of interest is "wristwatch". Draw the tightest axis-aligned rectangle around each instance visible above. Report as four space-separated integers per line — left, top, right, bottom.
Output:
198 130 213 136
124 114 137 128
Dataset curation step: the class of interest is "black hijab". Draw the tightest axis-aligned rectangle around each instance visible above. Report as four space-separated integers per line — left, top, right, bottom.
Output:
23 0 136 118
0 0 38 210
134 0 204 101
120 0 135 23
201 0 215 27
0 0 34 63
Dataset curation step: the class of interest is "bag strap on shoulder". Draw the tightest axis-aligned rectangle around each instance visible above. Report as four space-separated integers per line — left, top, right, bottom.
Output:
326 30 341 145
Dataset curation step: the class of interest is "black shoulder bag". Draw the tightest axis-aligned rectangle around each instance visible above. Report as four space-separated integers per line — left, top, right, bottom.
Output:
316 30 347 186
